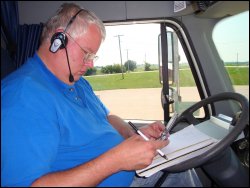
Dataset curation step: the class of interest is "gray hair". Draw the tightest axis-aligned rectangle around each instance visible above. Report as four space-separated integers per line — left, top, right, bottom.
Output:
40 3 106 45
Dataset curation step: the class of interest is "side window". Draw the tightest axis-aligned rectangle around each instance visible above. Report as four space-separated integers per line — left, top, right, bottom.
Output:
212 11 249 100
86 23 163 121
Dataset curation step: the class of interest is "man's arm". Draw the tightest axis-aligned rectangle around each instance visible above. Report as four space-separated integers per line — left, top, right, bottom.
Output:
31 134 167 187
107 113 166 140
107 113 135 139
31 114 168 186
31 149 121 187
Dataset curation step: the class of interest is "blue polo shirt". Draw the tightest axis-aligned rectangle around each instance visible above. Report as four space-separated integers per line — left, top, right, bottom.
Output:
1 53 135 186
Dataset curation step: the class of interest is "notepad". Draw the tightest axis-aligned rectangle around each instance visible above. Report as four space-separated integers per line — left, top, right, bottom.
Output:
136 124 218 177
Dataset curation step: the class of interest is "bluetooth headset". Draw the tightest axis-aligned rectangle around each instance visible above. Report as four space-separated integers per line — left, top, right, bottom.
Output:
49 9 84 82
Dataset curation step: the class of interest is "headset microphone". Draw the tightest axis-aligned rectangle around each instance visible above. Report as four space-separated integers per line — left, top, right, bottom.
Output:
64 46 74 82
69 73 74 83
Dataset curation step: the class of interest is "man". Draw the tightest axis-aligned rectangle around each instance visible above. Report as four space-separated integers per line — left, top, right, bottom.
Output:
1 3 202 186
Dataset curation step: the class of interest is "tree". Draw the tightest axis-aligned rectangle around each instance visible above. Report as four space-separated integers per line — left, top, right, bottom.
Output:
124 60 137 71
144 62 151 71
101 65 113 74
112 64 122 73
100 64 125 74
84 67 97 76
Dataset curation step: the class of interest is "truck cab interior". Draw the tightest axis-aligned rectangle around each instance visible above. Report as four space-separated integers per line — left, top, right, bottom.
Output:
1 1 249 187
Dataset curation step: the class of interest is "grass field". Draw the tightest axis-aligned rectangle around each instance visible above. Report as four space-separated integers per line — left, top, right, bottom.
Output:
226 67 249 85
85 67 249 91
85 71 162 91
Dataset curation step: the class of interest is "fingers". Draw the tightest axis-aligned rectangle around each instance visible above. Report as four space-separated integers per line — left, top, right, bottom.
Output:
151 121 165 130
154 139 169 149
117 135 170 170
142 121 166 139
136 134 169 151
151 121 166 134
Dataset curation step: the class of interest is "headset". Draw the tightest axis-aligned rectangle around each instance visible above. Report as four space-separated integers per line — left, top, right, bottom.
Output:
49 9 84 82
49 9 83 53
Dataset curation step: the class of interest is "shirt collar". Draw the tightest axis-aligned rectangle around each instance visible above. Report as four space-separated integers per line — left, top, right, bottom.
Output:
33 52 78 91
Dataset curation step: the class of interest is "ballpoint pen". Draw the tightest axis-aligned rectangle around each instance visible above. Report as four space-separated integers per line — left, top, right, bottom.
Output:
128 121 168 161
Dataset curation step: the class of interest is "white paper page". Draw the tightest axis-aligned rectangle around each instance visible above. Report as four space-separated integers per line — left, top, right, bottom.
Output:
137 141 216 177
136 125 218 177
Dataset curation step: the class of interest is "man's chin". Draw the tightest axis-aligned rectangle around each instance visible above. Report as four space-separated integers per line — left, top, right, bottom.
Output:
78 71 86 76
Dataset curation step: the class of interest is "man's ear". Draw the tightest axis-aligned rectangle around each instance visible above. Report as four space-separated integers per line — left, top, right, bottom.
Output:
49 29 68 53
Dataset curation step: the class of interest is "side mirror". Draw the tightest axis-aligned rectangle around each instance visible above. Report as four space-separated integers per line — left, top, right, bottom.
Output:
158 31 179 85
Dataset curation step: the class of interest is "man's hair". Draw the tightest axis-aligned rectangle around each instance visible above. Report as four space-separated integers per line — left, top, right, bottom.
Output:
40 3 106 45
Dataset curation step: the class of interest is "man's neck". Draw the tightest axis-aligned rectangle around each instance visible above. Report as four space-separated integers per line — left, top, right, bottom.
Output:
37 47 74 85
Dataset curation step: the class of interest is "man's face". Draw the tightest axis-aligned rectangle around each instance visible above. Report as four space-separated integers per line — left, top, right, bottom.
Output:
68 24 102 81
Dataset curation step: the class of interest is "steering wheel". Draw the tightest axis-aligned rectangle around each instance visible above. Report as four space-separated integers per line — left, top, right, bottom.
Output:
165 92 249 172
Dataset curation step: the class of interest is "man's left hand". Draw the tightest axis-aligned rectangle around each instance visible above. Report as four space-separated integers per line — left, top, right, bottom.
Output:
140 121 168 140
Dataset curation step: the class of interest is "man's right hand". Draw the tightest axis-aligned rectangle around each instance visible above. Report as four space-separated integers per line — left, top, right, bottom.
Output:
110 134 169 171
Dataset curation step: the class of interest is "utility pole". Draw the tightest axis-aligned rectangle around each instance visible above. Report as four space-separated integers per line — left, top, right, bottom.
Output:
126 49 129 72
236 53 238 65
114 35 124 79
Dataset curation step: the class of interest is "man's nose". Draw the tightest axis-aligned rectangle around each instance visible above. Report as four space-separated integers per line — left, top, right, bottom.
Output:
84 60 94 68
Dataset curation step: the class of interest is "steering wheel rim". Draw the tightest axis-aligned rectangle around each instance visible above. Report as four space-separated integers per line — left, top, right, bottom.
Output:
165 92 249 172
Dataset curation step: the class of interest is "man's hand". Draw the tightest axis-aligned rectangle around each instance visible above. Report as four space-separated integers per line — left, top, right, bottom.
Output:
140 121 169 140
110 134 169 171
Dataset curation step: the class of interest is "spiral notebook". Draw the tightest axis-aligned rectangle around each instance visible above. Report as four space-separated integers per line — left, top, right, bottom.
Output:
136 124 218 177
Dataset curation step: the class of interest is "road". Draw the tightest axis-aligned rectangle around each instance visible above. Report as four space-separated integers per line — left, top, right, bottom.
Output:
95 86 249 120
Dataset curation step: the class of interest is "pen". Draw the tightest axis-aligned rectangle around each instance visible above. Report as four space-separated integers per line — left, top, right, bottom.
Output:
128 121 168 160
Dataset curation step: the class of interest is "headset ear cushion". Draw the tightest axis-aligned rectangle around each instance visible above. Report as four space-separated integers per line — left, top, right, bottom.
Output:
49 32 68 53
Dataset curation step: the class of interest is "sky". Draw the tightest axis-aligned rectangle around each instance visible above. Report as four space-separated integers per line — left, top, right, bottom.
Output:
94 11 249 67
95 23 161 67
213 11 249 62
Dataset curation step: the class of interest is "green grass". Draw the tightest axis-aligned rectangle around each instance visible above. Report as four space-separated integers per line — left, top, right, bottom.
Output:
226 67 249 85
85 71 162 91
85 67 249 91
179 69 196 86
